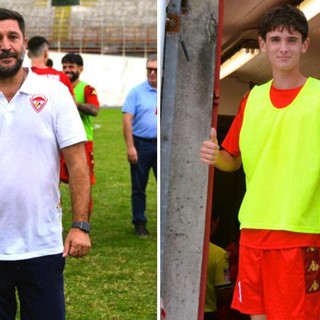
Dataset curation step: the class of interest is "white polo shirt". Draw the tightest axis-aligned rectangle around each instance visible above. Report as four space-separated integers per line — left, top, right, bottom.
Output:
0 69 86 260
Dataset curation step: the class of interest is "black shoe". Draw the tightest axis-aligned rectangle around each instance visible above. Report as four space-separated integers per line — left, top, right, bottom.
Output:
135 222 149 237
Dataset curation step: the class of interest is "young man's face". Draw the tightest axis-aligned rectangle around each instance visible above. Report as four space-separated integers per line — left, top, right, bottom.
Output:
259 26 309 73
62 62 82 83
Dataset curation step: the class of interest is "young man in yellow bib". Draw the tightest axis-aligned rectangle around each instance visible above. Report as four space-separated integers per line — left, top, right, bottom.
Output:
201 5 320 320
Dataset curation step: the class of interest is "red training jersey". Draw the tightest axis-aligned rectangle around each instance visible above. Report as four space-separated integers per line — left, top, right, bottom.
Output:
31 66 74 97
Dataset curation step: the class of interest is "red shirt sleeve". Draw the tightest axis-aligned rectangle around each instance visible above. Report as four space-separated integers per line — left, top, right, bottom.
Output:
84 85 100 107
221 92 249 156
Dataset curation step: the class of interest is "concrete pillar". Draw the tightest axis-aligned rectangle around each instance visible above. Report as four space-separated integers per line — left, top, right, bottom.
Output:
161 0 220 319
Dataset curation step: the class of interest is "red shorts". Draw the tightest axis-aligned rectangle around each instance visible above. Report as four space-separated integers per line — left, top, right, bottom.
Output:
232 245 320 319
60 141 95 185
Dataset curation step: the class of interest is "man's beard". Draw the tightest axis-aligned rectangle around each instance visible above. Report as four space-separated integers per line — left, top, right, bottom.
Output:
69 72 80 83
0 50 25 78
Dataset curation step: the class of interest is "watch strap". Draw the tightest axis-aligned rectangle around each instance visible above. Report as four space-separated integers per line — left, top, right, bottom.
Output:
71 221 90 233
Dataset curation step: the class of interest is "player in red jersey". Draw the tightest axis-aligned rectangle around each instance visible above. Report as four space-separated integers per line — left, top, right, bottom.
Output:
27 36 74 97
61 53 100 216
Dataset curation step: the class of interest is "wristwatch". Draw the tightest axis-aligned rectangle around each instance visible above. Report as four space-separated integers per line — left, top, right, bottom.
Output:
71 221 91 233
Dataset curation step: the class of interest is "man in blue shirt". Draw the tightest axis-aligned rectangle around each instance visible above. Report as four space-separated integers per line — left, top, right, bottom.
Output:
122 54 157 236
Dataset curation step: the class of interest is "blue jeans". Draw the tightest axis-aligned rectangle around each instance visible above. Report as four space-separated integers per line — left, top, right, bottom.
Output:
131 136 157 225
0 253 65 320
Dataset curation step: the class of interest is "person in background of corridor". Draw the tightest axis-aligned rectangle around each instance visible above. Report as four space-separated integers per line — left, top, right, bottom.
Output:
201 5 320 320
27 36 74 97
204 210 232 320
122 54 157 237
0 8 91 320
61 52 100 216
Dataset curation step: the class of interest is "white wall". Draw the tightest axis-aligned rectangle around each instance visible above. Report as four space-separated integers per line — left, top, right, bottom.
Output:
24 52 147 107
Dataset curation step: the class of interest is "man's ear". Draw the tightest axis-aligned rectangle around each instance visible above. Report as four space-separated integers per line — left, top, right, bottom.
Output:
44 49 49 60
258 36 266 53
24 37 28 48
301 37 310 54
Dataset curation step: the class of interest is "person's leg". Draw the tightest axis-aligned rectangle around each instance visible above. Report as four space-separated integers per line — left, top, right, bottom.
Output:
0 261 18 320
131 138 153 234
17 254 65 320
151 142 157 180
250 316 266 320
130 162 148 224
231 245 265 316
262 246 320 320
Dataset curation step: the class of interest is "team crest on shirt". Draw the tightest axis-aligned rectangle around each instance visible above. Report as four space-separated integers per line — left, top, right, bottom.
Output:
30 94 48 113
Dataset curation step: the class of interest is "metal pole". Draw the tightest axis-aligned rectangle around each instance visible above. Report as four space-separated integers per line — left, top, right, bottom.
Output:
161 0 220 318
160 0 181 280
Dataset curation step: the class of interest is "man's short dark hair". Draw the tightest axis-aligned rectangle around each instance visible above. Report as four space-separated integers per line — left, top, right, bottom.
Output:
258 4 308 41
27 36 49 57
28 36 49 50
0 8 25 36
61 53 84 66
46 58 53 67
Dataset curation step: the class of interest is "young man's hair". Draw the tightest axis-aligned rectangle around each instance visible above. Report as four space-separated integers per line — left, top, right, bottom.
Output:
258 4 308 42
27 36 49 57
0 8 25 36
61 53 84 66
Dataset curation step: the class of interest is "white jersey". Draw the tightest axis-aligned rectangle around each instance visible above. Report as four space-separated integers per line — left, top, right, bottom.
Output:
0 69 86 260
